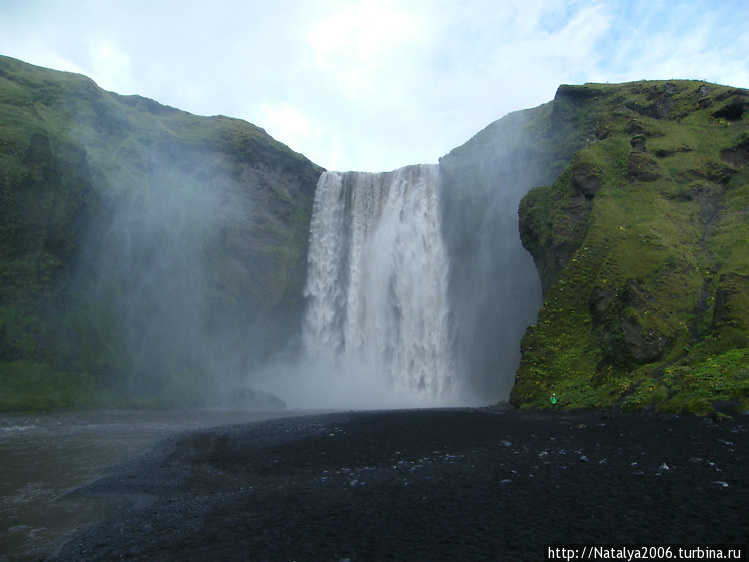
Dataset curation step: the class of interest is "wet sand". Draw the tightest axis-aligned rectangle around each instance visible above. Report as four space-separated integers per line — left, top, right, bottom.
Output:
48 409 748 561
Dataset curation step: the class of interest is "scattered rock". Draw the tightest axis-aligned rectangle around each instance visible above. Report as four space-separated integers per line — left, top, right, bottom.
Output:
630 135 647 152
627 150 662 182
572 161 602 199
712 95 748 121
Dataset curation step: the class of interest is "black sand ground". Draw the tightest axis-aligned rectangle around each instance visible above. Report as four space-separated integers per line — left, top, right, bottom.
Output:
49 409 748 561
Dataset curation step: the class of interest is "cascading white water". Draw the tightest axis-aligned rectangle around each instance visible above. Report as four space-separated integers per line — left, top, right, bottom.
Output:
303 164 455 405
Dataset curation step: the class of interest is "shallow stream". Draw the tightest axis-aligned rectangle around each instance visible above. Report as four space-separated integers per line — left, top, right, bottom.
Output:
0 409 315 561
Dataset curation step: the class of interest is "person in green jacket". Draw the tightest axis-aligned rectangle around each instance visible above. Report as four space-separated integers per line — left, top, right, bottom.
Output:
550 393 558 411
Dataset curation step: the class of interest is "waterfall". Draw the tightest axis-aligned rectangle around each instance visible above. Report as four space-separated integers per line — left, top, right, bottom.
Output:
303 164 455 405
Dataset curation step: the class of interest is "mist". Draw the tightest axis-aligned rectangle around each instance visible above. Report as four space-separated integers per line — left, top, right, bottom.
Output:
50 99 558 411
440 124 541 401
258 118 553 408
59 137 302 408
262 166 465 410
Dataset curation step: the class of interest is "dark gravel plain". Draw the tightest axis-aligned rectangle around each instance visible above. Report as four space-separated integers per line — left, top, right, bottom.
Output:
48 408 748 561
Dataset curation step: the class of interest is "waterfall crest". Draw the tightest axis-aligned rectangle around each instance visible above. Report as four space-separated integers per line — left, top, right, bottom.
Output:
303 164 455 405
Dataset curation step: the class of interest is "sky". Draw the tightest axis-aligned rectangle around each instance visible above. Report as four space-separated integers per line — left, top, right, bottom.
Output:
1 0 748 172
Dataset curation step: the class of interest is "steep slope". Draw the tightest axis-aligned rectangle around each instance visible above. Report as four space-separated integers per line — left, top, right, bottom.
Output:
0 55 323 409
439 97 599 401
510 81 749 414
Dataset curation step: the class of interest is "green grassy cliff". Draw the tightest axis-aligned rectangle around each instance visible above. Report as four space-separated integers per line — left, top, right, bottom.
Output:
510 81 749 414
0 56 323 409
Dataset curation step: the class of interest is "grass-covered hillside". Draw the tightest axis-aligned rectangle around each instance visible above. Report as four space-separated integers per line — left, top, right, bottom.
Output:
0 55 323 410
511 81 749 414
2 54 746 415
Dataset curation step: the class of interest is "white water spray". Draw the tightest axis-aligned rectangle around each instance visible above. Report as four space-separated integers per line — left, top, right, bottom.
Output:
302 164 455 406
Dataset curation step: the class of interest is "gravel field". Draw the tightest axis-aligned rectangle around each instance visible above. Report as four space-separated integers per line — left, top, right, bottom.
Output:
49 408 748 561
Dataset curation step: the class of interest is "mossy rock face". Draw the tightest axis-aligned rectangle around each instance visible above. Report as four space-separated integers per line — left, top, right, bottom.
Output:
511 80 749 414
0 55 323 409
712 273 749 332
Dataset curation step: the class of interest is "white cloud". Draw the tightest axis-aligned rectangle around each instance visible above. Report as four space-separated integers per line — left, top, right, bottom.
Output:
86 37 134 94
0 0 747 172
307 0 416 63
260 102 316 149
305 0 427 106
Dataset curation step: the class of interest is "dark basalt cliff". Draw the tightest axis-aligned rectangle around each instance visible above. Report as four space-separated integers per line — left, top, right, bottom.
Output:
0 55 323 409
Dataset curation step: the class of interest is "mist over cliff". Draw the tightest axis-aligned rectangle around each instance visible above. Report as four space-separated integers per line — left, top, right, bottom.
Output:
439 107 583 401
263 104 596 408
0 55 322 409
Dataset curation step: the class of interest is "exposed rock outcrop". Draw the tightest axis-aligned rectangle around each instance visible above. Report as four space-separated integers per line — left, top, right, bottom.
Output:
712 273 749 331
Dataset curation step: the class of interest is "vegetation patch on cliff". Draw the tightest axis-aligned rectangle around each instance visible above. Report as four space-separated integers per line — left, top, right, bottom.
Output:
0 56 323 410
512 80 749 414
